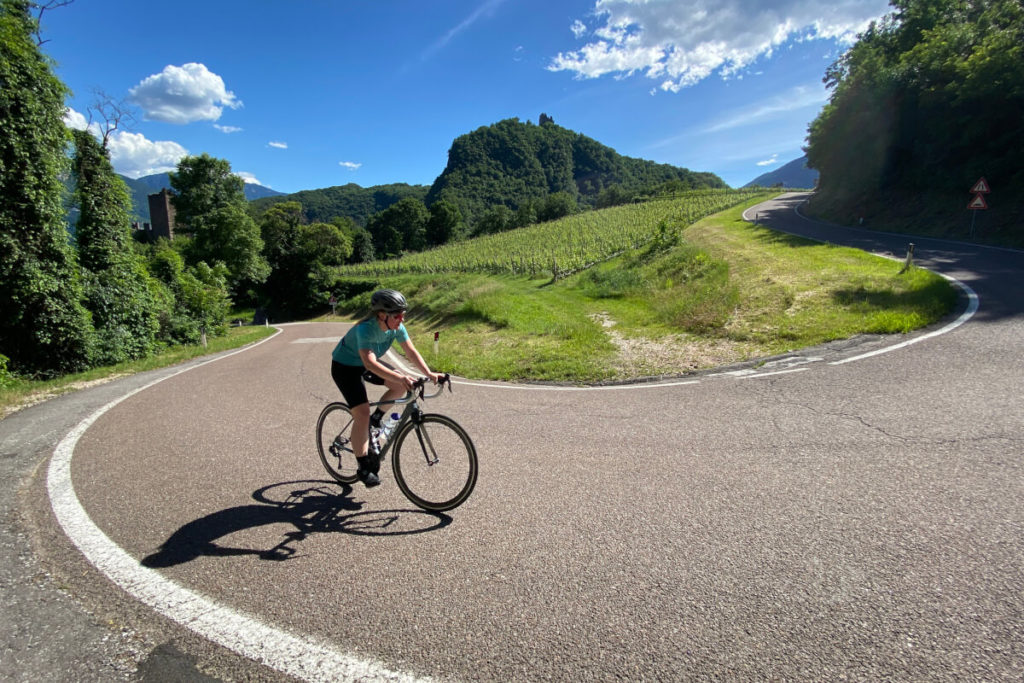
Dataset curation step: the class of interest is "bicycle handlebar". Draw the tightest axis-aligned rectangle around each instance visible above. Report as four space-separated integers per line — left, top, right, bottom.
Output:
389 373 451 405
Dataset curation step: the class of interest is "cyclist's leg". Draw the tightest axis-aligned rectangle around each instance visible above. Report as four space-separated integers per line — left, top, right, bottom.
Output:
332 362 378 484
363 362 406 416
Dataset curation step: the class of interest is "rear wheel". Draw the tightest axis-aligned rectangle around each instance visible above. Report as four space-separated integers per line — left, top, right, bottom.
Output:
392 414 478 512
316 403 359 484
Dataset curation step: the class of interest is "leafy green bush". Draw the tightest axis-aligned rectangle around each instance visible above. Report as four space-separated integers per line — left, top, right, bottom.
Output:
0 354 15 389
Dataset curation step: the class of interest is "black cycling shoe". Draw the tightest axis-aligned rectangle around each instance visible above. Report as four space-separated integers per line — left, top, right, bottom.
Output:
356 456 380 487
356 468 380 487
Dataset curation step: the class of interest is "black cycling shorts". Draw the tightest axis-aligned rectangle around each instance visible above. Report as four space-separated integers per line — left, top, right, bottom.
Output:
331 360 388 408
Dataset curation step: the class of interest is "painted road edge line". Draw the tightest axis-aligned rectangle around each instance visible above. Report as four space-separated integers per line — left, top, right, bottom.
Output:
46 328 430 683
829 275 979 366
744 197 981 368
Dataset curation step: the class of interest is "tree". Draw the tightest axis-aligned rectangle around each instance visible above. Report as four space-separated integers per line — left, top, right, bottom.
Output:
0 0 94 377
71 128 160 364
537 191 577 222
806 0 1024 213
144 241 230 344
258 200 305 272
256 203 353 317
426 199 464 246
596 184 633 208
473 205 513 236
169 154 269 296
366 197 429 257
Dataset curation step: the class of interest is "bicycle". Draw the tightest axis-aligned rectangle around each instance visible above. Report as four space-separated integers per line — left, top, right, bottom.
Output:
315 374 478 512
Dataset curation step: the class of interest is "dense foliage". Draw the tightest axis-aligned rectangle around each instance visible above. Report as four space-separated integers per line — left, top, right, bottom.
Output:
806 0 1023 232
71 129 161 364
425 117 727 225
257 201 353 317
170 154 270 297
249 183 430 227
0 0 95 377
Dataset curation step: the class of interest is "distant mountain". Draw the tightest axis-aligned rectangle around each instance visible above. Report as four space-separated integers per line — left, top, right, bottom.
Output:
115 118 726 229
118 173 284 221
743 155 818 189
248 183 431 227
426 117 726 224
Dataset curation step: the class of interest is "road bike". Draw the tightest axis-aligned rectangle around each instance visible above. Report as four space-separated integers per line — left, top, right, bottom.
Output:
315 375 478 512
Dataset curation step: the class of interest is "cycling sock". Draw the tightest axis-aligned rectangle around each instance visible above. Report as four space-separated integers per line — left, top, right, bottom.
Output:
370 408 384 427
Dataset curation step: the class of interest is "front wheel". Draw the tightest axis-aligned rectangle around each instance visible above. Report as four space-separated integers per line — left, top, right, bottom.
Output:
392 414 478 512
316 402 359 484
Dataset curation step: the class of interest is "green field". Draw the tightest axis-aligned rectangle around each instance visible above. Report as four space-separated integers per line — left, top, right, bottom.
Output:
327 192 958 383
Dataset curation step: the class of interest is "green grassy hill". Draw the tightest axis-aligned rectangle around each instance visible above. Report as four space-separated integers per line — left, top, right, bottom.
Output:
327 192 957 383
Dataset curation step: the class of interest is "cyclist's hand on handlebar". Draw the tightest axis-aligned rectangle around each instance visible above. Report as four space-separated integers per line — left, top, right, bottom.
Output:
401 375 417 392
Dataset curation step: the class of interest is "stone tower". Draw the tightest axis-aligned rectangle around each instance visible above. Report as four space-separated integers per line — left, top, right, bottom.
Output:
147 188 176 241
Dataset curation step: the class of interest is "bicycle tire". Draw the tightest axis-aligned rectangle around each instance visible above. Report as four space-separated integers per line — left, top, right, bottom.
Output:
392 413 478 512
316 402 359 484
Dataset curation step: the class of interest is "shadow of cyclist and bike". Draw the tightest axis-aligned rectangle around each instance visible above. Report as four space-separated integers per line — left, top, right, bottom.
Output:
140 480 451 568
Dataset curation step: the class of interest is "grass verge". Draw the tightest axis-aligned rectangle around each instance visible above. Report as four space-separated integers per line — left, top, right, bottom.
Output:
0 324 277 419
333 197 958 383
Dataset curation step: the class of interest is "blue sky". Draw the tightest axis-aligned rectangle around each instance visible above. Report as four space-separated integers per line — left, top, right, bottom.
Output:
47 0 891 193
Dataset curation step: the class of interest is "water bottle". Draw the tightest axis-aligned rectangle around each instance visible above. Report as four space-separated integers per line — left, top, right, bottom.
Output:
380 412 400 442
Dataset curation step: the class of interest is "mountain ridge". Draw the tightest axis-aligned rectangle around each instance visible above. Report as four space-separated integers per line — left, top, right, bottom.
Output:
743 155 818 189
253 116 726 226
120 173 284 221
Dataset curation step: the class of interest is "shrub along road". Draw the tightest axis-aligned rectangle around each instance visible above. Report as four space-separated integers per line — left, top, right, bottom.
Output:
4 193 1023 681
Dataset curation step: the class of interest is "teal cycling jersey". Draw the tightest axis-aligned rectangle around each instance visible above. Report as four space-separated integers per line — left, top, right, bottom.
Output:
332 318 409 366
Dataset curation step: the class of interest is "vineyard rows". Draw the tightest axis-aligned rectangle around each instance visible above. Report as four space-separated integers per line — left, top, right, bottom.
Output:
337 189 768 280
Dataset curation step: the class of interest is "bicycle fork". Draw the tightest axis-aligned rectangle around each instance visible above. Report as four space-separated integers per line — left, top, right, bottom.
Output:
408 406 440 466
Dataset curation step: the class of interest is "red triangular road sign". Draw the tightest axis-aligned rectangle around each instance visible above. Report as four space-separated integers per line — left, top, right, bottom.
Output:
968 193 988 210
971 177 990 193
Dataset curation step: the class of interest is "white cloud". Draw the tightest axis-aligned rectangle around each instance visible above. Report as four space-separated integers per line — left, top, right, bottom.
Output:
105 131 189 178
421 0 509 61
268 141 288 149
129 63 242 124
757 154 779 166
549 0 889 91
236 172 264 185
571 20 588 38
63 108 187 177
702 83 828 133
63 107 95 133
214 124 243 133
339 161 361 171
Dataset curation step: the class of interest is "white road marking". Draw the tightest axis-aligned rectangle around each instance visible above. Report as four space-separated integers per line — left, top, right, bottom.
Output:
735 368 809 379
47 329 431 683
744 197 981 368
451 378 702 391
830 275 979 365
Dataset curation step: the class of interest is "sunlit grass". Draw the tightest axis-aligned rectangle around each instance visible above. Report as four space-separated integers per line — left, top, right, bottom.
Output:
336 198 957 383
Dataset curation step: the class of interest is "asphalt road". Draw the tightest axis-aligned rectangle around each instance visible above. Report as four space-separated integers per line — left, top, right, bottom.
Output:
4 193 1022 681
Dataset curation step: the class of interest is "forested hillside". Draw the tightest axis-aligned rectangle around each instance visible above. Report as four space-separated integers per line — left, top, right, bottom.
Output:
248 116 724 231
249 183 429 227
425 116 726 224
805 0 1023 243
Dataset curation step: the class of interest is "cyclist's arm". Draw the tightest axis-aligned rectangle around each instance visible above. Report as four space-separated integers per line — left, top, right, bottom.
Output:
399 339 440 384
359 348 414 389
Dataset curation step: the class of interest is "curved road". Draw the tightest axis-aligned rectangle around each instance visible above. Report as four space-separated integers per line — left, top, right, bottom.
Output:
7 193 1023 681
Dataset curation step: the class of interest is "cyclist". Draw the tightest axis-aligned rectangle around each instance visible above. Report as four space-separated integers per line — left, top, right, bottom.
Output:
330 289 440 487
